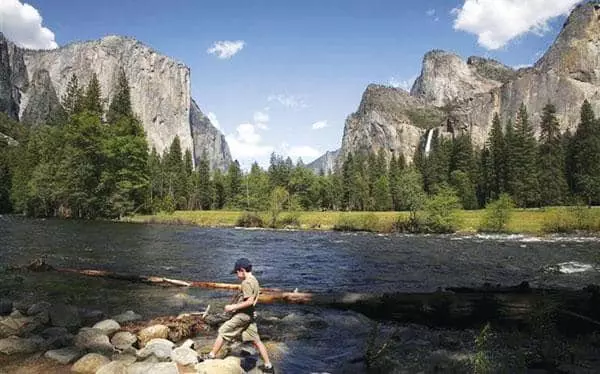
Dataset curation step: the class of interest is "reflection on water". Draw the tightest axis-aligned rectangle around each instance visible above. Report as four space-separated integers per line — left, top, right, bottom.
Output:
1 216 600 372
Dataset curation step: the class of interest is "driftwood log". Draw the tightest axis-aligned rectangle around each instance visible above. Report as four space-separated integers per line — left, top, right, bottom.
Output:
20 259 600 332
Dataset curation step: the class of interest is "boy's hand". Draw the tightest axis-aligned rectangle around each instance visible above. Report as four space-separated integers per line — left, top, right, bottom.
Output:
224 304 235 313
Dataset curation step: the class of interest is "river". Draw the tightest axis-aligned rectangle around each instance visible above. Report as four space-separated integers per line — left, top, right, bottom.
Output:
1 215 600 373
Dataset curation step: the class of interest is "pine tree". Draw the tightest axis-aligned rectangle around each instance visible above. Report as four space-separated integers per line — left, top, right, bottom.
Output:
197 152 213 210
107 69 133 124
503 119 515 196
82 73 103 115
62 74 84 117
246 162 269 211
487 113 505 199
147 147 162 212
226 160 243 208
510 104 540 207
572 100 600 205
538 103 568 206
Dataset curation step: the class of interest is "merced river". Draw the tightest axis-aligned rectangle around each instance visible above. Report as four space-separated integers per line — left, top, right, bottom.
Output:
1 215 600 373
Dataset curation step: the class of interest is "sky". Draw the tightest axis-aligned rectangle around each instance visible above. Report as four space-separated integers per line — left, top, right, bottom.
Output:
0 0 585 168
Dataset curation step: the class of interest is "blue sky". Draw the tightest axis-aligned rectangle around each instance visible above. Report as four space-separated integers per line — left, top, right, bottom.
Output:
1 0 584 168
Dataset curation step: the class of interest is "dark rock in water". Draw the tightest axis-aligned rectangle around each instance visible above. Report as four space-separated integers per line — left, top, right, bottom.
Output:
0 299 12 316
41 326 69 338
80 309 105 326
27 301 52 316
49 303 81 328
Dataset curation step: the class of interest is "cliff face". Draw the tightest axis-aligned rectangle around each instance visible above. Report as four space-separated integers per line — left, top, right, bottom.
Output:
189 99 231 172
339 84 439 164
338 2 600 165
0 34 232 170
410 50 509 107
306 149 340 174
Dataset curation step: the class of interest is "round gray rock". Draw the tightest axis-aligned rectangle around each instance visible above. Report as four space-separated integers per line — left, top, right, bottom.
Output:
0 335 44 355
137 338 174 360
111 331 137 350
71 353 110 374
96 360 129 374
44 346 83 364
147 362 179 374
112 310 142 324
74 328 113 354
171 346 198 365
93 319 121 336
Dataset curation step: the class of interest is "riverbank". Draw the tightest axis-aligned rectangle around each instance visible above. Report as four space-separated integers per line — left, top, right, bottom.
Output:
126 207 600 235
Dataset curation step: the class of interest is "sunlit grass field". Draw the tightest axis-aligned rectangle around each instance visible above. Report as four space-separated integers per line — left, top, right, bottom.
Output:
129 207 600 235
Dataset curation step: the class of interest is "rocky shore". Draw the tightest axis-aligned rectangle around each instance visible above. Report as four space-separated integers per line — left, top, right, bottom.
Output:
0 299 281 374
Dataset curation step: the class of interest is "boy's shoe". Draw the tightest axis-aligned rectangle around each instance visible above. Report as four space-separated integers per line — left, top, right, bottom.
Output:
258 364 275 373
199 352 216 361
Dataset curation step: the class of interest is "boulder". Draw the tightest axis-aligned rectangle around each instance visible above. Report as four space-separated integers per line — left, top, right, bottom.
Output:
170 346 198 365
179 339 195 349
111 331 137 350
44 346 83 364
0 299 13 316
96 360 129 374
80 309 105 326
147 362 179 374
111 352 138 365
137 324 169 347
195 356 243 374
49 303 81 328
112 310 142 324
126 362 155 374
0 335 44 355
46 332 74 349
9 310 24 318
74 327 113 354
0 315 39 338
71 353 110 374
93 319 121 336
27 301 51 316
41 326 69 338
136 338 173 361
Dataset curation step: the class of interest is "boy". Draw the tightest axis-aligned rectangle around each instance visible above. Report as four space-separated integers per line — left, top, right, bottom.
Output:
205 257 274 373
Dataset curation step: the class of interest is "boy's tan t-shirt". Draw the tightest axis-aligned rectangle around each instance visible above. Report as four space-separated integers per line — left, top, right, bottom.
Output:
235 273 259 315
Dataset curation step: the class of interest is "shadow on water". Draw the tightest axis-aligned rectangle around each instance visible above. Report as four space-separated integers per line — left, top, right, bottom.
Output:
2 215 600 372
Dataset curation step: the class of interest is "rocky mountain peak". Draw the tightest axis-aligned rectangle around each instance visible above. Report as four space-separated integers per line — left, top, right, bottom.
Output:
410 49 504 106
535 1 600 84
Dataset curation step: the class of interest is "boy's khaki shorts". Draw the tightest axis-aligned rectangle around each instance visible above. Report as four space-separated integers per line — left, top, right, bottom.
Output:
218 312 259 342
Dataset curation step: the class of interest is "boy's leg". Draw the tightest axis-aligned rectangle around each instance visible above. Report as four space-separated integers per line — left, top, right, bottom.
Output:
210 314 250 358
208 335 225 358
242 322 273 370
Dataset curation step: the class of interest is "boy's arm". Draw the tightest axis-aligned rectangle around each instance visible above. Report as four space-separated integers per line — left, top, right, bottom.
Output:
225 281 256 312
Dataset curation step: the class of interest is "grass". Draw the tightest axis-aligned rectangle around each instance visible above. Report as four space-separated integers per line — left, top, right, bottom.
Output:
127 207 600 235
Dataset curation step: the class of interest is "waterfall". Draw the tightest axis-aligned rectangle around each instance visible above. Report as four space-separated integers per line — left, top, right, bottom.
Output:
424 128 434 156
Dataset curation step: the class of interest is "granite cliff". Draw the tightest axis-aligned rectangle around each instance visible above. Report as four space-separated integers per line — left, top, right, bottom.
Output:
0 33 231 171
337 2 600 167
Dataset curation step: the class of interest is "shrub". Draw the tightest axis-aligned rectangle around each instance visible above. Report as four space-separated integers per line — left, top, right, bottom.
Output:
479 193 514 232
236 211 264 228
422 187 462 233
278 212 301 228
542 205 600 233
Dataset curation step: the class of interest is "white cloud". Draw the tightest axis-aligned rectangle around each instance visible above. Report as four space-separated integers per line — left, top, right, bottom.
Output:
287 146 321 160
426 9 436 17
253 111 269 126
267 94 308 110
452 0 582 50
389 74 418 91
207 112 221 130
0 0 57 49
311 120 328 130
207 40 245 59
226 123 274 161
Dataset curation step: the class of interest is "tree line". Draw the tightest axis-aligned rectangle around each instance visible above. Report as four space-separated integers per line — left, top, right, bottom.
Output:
0 70 148 218
1 92 599 218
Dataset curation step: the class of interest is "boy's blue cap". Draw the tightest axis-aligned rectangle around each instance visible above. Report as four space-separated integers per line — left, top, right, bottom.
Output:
231 257 251 273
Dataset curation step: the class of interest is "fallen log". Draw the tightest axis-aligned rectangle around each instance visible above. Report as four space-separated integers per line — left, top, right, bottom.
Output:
17 259 600 332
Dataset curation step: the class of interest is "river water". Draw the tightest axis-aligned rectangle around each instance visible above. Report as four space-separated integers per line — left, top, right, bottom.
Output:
1 215 600 373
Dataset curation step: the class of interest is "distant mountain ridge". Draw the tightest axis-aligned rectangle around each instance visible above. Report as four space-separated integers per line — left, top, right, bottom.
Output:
331 1 600 169
0 33 232 171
